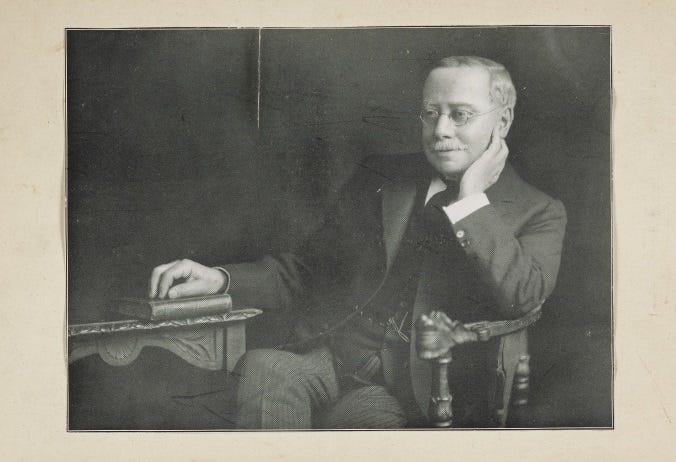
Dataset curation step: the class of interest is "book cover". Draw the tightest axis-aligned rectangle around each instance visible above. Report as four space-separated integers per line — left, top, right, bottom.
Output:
115 293 233 322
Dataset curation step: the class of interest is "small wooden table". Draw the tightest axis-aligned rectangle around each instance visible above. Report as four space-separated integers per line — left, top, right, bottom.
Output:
68 308 262 372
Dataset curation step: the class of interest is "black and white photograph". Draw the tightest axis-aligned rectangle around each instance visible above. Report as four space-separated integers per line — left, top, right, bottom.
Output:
66 27 612 430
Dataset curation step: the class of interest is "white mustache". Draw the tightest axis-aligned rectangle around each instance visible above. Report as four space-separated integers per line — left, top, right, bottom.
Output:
433 141 468 151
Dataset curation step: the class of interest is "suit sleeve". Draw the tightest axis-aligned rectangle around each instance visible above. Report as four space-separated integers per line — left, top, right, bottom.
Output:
451 198 567 318
222 253 312 313
218 162 376 313
220 204 347 314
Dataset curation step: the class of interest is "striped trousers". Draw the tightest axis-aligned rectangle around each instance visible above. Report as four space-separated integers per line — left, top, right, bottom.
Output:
233 347 408 429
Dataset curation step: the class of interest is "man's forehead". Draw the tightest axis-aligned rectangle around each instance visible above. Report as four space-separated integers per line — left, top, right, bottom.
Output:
422 66 492 106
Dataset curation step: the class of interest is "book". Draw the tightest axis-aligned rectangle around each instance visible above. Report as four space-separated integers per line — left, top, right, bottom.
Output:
115 294 233 322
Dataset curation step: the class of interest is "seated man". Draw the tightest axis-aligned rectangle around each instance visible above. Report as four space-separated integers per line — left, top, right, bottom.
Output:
148 56 567 429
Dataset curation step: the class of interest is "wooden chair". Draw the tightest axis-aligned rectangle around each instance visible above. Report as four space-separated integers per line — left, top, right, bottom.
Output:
417 305 541 427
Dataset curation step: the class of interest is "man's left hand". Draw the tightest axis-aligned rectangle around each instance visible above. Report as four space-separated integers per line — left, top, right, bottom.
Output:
458 126 509 200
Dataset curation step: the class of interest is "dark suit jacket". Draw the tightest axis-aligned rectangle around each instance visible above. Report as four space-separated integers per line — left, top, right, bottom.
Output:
225 153 567 425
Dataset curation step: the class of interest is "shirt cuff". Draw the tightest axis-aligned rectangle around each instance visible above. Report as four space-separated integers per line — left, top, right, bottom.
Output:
442 193 490 224
212 266 231 294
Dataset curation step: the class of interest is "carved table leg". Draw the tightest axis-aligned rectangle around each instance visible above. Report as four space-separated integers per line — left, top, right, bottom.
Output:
69 309 261 371
224 321 246 372
69 327 225 370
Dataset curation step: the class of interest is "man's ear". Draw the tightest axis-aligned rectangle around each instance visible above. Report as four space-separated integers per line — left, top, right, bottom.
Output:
497 107 514 138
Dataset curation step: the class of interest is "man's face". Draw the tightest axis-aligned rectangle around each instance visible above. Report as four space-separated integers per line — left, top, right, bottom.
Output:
421 66 504 179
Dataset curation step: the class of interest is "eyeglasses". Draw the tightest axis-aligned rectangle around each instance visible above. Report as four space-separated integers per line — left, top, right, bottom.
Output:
419 106 502 127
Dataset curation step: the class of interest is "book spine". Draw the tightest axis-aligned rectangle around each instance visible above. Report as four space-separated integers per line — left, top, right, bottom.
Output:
151 295 232 321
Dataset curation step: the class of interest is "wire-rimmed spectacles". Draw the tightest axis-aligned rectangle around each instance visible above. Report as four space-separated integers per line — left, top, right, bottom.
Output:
419 106 502 127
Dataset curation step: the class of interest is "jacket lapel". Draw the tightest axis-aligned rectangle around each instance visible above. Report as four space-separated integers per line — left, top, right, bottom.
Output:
485 163 519 217
380 161 519 271
381 178 418 276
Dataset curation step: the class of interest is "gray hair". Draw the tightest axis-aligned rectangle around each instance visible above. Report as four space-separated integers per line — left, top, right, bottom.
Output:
434 56 517 109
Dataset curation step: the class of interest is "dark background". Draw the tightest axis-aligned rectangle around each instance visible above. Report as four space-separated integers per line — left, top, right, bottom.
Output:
67 27 611 429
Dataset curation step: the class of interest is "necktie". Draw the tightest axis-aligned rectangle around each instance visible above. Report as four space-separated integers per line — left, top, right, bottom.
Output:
423 179 459 241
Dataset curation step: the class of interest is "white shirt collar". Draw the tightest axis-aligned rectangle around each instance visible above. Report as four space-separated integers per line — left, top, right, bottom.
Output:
425 176 448 205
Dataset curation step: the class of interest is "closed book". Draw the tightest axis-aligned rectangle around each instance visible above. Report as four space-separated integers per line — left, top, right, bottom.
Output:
115 294 233 321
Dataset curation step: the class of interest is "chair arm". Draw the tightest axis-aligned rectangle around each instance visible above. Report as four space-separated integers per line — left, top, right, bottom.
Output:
418 305 542 427
464 306 542 342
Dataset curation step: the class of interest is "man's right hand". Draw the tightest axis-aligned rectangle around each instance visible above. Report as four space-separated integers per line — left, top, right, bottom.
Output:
148 259 226 299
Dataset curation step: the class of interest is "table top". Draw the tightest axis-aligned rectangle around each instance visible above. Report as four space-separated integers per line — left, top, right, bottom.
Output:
68 307 262 337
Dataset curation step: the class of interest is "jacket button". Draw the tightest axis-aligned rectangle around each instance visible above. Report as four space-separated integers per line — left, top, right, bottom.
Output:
456 230 465 239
